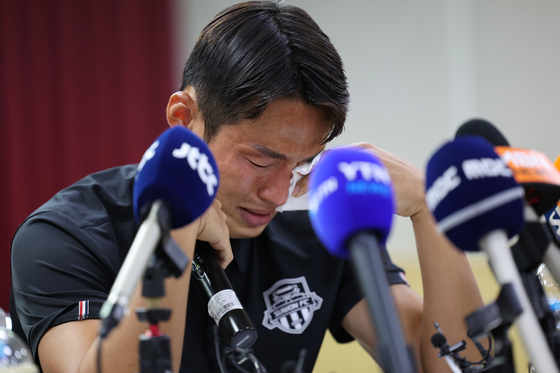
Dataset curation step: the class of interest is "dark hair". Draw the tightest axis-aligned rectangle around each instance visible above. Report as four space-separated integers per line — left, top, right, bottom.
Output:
180 0 349 143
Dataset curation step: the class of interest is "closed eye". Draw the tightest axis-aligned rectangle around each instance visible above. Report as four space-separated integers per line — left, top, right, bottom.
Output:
248 159 270 168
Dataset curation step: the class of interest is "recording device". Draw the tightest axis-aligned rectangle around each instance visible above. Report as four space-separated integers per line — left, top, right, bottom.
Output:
191 243 257 349
308 147 417 373
99 125 219 338
425 135 559 373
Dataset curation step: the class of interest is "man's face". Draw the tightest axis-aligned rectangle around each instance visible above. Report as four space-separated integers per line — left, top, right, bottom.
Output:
196 99 331 238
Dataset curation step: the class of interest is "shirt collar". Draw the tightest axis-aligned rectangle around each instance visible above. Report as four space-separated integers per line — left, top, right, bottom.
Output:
230 238 251 273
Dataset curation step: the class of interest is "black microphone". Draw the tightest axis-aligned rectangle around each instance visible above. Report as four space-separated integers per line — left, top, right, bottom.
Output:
192 242 257 349
431 333 468 373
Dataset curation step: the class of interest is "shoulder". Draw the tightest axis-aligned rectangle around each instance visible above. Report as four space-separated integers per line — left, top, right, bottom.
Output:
12 164 138 274
35 165 137 225
15 165 136 235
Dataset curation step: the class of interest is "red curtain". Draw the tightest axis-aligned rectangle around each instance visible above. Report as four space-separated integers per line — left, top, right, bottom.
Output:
0 0 176 312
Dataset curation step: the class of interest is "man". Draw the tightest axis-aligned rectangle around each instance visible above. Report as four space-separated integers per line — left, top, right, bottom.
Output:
10 1 485 372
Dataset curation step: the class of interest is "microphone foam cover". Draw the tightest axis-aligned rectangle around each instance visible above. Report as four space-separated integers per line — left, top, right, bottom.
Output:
308 147 395 259
425 136 524 252
431 333 447 349
133 126 219 229
455 118 510 146
457 120 560 215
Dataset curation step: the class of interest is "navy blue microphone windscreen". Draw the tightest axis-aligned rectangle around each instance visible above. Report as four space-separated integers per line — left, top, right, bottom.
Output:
425 136 525 252
308 147 395 259
133 126 219 229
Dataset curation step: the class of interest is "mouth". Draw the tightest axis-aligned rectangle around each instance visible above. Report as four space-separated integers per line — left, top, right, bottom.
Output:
238 207 276 227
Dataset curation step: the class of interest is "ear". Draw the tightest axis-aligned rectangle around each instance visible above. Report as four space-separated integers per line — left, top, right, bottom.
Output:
166 87 204 137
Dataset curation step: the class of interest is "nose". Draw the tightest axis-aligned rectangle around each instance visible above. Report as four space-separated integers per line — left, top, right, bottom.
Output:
257 168 293 207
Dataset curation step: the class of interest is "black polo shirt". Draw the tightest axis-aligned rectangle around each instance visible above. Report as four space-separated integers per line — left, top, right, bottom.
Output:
10 165 407 373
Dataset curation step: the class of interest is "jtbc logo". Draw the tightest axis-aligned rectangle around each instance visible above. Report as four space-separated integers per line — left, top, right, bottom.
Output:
173 142 218 196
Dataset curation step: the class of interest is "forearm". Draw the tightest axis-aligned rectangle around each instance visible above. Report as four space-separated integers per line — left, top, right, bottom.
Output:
411 207 484 372
80 271 192 373
38 223 198 373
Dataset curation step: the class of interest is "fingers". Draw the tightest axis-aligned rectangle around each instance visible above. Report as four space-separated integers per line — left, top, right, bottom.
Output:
292 174 309 197
347 142 426 218
290 143 425 217
197 199 233 269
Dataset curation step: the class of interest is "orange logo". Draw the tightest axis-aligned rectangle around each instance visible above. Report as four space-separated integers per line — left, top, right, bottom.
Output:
494 147 560 185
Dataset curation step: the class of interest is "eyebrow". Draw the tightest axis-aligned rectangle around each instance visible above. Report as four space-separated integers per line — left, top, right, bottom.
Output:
249 144 320 164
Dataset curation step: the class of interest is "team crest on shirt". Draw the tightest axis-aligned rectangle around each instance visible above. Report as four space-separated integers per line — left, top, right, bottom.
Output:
262 276 323 334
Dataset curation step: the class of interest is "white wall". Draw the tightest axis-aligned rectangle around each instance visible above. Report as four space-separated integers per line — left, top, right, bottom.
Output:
170 0 560 258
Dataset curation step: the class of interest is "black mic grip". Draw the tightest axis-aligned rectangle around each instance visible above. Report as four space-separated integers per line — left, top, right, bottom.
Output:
192 242 257 349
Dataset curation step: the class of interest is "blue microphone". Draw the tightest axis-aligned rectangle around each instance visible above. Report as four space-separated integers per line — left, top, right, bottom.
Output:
425 135 525 252
133 125 219 228
308 147 394 258
100 126 219 338
309 147 416 373
426 136 560 373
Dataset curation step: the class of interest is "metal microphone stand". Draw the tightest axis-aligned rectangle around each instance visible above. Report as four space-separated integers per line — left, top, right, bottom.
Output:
511 216 560 367
349 232 417 373
464 283 521 373
135 204 190 373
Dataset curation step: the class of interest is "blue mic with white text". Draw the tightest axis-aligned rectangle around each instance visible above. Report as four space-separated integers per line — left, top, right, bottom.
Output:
308 147 416 373
133 125 219 228
100 125 219 338
425 135 525 252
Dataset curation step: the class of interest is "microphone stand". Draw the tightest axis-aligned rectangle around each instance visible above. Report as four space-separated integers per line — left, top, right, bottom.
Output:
511 204 560 367
480 230 559 373
135 202 190 373
349 232 417 373
464 283 521 373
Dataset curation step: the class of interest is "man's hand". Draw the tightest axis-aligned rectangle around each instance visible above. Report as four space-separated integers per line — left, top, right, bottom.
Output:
170 199 232 269
291 143 426 218
196 199 233 268
351 143 426 218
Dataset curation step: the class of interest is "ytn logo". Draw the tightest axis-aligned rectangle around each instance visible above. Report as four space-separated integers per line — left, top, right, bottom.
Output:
338 161 391 184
